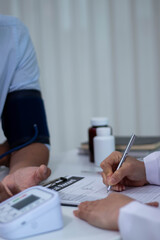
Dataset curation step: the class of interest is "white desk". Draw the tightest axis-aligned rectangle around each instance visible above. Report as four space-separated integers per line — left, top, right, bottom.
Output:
0 149 121 240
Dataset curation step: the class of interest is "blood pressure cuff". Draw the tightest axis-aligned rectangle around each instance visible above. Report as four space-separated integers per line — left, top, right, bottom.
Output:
2 90 50 148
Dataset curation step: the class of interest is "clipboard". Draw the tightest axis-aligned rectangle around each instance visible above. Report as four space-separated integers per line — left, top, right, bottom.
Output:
43 175 107 207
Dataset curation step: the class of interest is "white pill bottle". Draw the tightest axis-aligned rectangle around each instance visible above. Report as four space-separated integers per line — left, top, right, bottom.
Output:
94 127 115 166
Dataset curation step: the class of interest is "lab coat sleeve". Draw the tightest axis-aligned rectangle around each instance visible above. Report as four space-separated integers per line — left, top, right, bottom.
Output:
119 201 160 240
144 151 160 185
118 151 160 240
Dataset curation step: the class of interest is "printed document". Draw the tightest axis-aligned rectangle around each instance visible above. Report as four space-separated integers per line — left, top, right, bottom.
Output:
44 175 160 206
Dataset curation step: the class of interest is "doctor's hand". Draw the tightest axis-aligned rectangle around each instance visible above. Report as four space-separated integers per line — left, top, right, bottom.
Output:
74 193 159 231
74 193 134 230
100 151 148 191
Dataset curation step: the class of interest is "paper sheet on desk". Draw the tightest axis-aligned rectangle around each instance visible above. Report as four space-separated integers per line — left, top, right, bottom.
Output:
123 185 160 203
44 176 160 206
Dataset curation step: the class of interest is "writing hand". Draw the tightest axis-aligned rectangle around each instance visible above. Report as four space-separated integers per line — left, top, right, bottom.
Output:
100 151 148 191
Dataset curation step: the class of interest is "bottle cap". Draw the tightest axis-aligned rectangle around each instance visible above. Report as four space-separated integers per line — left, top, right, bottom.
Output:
96 127 111 136
91 117 109 127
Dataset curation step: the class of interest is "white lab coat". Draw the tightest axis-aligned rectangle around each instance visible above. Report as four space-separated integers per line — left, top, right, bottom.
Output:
118 152 160 240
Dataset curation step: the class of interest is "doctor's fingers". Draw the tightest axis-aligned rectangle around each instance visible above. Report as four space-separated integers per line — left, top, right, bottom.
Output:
106 164 133 186
101 171 124 189
74 201 96 221
100 151 123 176
146 201 159 207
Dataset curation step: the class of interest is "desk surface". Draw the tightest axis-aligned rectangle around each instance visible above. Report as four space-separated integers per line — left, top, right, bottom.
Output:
0 150 121 240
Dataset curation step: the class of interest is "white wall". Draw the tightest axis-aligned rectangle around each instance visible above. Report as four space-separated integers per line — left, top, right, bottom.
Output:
0 0 160 153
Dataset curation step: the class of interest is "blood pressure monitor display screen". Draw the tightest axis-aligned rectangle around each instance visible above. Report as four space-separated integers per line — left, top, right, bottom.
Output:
12 195 39 210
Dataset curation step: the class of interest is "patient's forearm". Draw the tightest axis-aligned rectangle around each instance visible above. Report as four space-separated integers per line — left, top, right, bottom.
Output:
9 143 49 174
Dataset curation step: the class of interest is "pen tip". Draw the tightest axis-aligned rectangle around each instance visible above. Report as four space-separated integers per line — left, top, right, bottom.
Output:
107 185 111 193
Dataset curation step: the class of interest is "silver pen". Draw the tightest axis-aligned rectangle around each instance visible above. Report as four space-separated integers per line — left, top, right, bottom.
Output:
107 134 136 193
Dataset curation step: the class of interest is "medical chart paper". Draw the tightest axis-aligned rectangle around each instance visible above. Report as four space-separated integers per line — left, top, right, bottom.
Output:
44 176 160 206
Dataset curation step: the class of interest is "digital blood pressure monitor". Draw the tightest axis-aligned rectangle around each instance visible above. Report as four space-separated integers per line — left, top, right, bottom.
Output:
0 186 63 239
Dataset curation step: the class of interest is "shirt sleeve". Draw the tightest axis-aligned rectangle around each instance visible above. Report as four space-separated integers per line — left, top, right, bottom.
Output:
144 151 160 185
118 201 160 240
9 20 40 92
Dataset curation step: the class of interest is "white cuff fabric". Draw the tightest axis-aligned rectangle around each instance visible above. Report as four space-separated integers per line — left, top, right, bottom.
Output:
119 201 160 240
144 151 160 185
